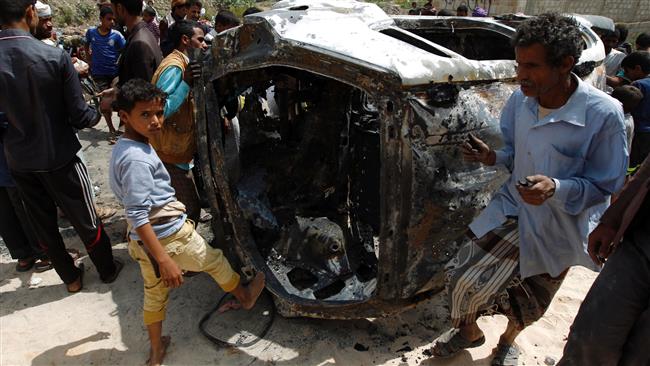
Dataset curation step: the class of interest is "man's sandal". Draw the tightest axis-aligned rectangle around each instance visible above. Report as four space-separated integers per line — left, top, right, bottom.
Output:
34 259 53 272
425 328 486 358
491 343 520 366
67 263 85 293
15 257 36 272
102 259 124 284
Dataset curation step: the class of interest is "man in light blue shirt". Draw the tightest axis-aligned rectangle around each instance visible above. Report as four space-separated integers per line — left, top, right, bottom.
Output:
428 14 628 365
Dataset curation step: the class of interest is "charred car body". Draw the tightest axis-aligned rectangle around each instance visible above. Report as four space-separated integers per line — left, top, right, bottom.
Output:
193 1 607 319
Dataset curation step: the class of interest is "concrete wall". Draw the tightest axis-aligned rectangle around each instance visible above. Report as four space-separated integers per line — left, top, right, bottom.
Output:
435 0 649 43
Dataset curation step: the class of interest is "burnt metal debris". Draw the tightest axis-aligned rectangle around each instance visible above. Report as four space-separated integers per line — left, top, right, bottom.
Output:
192 0 607 319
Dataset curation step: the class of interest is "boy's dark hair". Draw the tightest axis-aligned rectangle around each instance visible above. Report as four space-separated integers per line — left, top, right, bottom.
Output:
142 5 156 16
168 19 200 48
456 4 468 12
637 33 650 50
214 10 240 27
188 0 202 8
0 0 35 25
242 7 262 16
615 24 628 43
512 13 584 68
437 9 453 16
621 51 650 73
600 28 619 40
100 6 114 19
611 85 643 114
110 0 143 16
114 79 167 113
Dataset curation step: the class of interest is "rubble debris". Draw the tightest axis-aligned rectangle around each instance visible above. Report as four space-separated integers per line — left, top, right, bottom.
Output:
354 343 369 352
396 345 413 353
545 356 557 365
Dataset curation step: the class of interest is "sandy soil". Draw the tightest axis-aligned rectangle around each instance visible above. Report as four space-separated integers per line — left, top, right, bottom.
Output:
0 117 598 366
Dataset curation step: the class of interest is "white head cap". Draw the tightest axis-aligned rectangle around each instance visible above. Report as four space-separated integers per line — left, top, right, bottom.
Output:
35 1 52 18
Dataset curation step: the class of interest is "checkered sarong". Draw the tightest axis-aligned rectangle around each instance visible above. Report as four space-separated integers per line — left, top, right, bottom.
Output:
446 219 566 329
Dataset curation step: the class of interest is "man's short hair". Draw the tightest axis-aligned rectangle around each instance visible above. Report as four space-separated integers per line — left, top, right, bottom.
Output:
214 10 240 27
142 5 156 16
0 0 35 25
110 0 143 16
188 0 201 8
171 0 188 10
114 79 167 113
611 85 643 114
242 7 262 16
600 28 620 40
456 4 468 12
615 24 628 43
637 33 650 50
621 51 650 73
100 5 113 18
512 13 584 68
168 19 200 48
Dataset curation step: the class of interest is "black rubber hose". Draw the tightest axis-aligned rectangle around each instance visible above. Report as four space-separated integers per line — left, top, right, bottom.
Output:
199 289 276 348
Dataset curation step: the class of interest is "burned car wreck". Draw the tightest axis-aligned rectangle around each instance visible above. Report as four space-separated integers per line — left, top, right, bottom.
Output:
192 1 606 319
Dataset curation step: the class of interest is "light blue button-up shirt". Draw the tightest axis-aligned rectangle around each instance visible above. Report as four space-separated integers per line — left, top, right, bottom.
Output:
469 75 628 278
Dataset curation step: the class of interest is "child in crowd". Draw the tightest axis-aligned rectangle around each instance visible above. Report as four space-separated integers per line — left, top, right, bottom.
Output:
142 5 160 44
109 79 264 366
611 85 643 154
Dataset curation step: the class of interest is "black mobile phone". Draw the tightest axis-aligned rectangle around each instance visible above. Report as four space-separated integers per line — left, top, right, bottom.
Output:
517 178 533 187
466 133 481 149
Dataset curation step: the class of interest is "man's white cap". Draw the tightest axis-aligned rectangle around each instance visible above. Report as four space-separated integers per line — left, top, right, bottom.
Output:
35 1 52 18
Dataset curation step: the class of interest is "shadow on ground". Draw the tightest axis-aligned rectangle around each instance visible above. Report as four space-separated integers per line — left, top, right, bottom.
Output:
19 244 459 366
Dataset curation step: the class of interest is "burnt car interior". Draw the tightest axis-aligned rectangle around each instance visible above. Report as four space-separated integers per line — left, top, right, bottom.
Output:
389 20 516 60
213 66 381 301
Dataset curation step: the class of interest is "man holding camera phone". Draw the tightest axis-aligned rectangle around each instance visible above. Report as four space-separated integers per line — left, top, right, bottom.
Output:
427 14 628 365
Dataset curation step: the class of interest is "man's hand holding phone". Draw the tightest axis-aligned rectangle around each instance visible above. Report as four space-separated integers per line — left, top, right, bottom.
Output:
461 132 496 165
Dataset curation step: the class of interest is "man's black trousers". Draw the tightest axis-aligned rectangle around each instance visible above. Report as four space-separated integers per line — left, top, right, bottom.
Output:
0 186 45 260
11 156 116 284
559 229 650 365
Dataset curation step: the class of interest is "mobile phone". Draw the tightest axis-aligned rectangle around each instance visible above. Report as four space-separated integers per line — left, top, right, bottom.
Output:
517 178 533 187
465 133 480 149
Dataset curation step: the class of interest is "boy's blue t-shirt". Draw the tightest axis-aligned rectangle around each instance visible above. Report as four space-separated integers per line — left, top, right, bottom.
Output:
85 27 126 77
109 138 186 241
632 77 650 133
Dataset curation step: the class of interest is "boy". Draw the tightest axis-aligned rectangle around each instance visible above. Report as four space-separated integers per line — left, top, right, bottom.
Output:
611 85 643 153
142 5 160 44
620 51 650 168
109 79 265 366
85 6 126 139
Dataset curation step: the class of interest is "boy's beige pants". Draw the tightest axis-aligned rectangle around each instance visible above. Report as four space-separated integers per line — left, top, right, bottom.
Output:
128 220 240 325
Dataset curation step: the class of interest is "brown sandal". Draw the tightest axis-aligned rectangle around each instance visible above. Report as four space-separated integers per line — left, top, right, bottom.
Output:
67 263 85 293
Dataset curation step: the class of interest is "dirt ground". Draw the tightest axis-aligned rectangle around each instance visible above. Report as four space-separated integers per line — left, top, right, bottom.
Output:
0 117 598 366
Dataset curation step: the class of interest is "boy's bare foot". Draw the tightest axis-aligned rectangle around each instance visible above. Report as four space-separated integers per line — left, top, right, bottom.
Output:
217 299 242 313
146 335 170 366
240 272 265 310
219 272 265 313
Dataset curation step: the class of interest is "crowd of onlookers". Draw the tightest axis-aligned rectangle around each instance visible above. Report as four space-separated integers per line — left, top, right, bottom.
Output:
0 1 649 366
408 1 486 16
1 0 264 364
597 25 650 169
